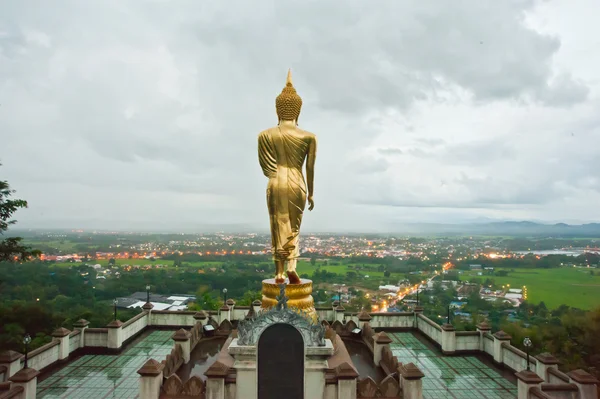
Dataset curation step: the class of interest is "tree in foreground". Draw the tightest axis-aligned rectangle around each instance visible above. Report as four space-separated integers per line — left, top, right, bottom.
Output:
0 164 40 261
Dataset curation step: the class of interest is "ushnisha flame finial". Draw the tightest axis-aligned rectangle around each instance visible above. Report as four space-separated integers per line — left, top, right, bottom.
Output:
276 69 302 122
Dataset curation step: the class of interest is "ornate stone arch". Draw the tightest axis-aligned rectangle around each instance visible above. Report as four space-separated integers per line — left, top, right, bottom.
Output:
237 307 325 347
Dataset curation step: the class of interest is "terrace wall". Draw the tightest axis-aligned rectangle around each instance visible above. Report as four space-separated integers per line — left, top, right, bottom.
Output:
121 312 148 342
27 341 60 372
502 343 537 373
483 333 494 357
548 368 570 384
231 307 248 321
68 331 81 353
150 311 196 327
84 328 109 347
455 331 480 351
369 313 414 328
316 308 335 321
416 314 442 344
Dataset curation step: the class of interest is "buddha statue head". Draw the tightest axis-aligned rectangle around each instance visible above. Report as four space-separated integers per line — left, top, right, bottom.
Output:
276 69 302 124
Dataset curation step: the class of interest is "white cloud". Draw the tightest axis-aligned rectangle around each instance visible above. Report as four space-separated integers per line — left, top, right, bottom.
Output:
1 0 599 231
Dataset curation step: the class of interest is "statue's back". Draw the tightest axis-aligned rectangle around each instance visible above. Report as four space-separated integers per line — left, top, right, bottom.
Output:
258 70 316 285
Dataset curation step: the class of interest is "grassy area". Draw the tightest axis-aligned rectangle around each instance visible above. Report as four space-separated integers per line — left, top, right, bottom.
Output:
53 258 393 281
459 267 600 310
296 260 388 277
52 259 225 269
30 240 79 252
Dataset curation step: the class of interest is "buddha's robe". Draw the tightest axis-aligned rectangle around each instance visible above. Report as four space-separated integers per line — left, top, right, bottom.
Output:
258 126 310 266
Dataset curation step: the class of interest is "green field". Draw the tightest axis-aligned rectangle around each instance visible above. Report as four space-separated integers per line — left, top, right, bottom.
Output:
460 267 600 310
52 259 225 269
296 260 387 277
53 258 389 276
33 240 79 252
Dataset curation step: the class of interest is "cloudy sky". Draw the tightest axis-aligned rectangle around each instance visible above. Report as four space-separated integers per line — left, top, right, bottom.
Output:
1 0 600 232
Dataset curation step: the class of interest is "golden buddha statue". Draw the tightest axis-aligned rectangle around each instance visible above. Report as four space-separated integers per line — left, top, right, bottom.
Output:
258 70 317 285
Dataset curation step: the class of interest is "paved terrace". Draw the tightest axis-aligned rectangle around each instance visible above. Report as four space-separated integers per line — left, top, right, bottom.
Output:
388 332 517 399
37 330 174 399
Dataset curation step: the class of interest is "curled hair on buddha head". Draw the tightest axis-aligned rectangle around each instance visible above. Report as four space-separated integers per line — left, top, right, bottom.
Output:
276 69 302 125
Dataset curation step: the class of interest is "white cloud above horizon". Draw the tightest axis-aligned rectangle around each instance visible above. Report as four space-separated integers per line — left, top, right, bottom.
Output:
1 0 600 232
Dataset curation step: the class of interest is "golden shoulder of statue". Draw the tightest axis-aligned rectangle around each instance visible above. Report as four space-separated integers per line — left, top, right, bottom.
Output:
258 69 317 285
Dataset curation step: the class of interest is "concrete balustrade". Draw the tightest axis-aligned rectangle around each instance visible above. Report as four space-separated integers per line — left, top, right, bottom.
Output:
0 303 595 399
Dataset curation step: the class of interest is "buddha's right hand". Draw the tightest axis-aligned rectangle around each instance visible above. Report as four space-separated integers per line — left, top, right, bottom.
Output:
308 196 315 211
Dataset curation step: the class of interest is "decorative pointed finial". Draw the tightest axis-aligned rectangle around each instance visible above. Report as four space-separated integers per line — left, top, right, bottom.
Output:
286 69 293 87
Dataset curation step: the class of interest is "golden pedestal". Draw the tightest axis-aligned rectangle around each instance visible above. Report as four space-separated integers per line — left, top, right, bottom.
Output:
261 278 318 322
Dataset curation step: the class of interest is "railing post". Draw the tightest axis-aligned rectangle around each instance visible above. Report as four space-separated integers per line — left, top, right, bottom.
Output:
0 351 23 381
567 369 599 399
413 306 423 330
400 363 424 399
142 302 154 326
73 319 89 349
137 359 164 399
492 331 511 365
172 329 191 364
252 300 262 316
51 328 71 361
535 353 559 382
226 298 235 321
335 304 345 323
219 304 230 324
106 320 124 350
440 323 456 354
476 321 491 352
193 310 208 326
205 361 228 399
373 332 392 365
8 367 39 399
515 369 543 399
357 310 372 329
335 362 358 399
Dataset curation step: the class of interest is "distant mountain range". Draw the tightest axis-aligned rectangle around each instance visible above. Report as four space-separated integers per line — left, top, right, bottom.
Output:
391 221 600 237
8 221 600 237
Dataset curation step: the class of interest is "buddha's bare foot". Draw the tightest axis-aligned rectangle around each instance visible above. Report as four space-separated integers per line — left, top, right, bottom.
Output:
275 274 285 284
287 270 301 284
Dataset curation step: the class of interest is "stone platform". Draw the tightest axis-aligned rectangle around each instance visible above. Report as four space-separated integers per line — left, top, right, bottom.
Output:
261 278 317 321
